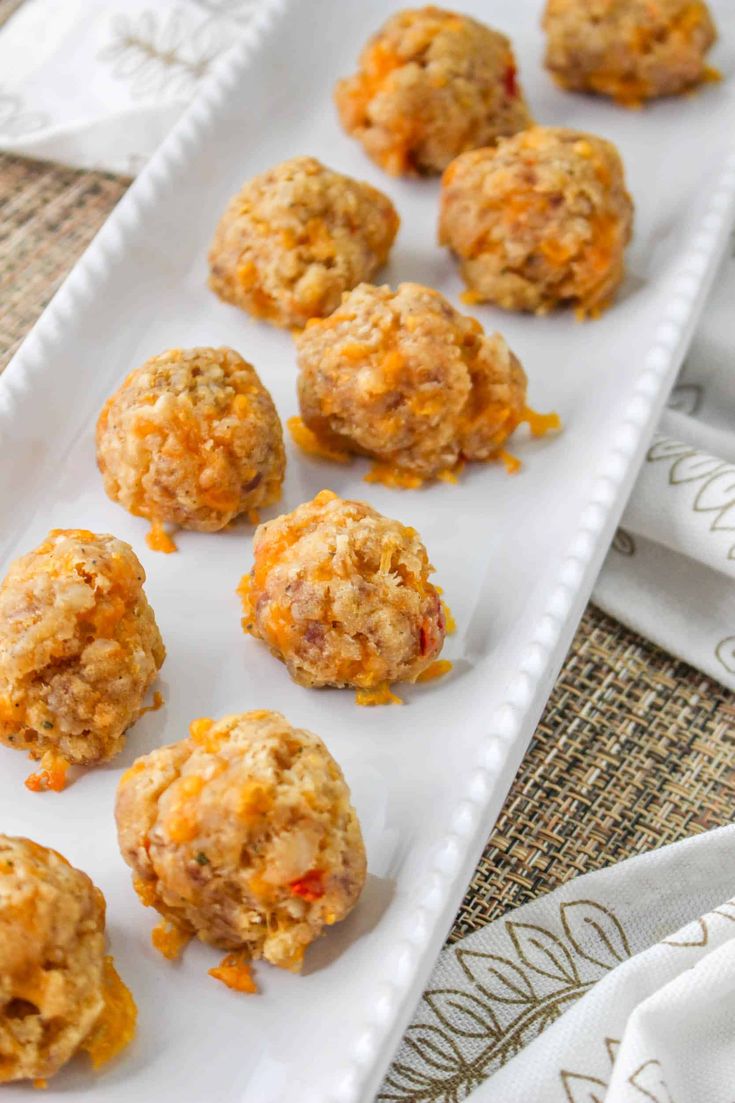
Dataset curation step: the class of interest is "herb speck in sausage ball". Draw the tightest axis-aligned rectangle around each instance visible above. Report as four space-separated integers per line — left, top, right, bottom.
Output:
115 710 366 988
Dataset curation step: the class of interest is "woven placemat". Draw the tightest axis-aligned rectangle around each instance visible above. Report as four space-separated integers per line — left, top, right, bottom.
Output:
1 151 733 947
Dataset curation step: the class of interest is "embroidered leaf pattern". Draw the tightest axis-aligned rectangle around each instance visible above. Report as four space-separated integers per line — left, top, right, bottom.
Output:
646 435 735 566
646 435 735 675
629 1059 674 1103
383 892 734 1100
693 471 735 534
400 1026 469 1077
507 921 580 984
382 1026 473 1102
561 900 631 968
456 948 535 1005
423 989 499 1039
99 9 237 99
380 899 630 1101
661 916 708 948
663 896 735 946
561 1071 608 1103
715 636 735 675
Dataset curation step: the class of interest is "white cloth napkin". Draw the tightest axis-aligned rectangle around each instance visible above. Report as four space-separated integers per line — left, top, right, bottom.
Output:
382 825 735 1103
593 234 735 693
0 0 252 175
1 0 734 687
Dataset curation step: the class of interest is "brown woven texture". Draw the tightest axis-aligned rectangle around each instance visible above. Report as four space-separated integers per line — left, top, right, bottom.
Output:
1 152 733 944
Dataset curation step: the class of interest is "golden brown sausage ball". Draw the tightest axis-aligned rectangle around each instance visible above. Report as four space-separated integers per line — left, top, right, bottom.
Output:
115 710 366 984
0 836 135 1082
334 6 531 176
208 157 399 328
439 126 634 317
0 530 164 790
239 490 446 702
543 0 718 107
293 282 543 484
96 347 285 549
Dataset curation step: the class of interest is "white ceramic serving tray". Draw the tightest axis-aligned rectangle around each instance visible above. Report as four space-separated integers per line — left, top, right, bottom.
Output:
1 2 735 1100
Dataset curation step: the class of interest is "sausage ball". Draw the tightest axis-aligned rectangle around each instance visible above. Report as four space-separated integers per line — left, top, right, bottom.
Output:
543 0 718 107
239 490 445 699
0 836 135 1082
208 157 399 328
295 282 534 483
334 6 531 176
96 347 285 547
0 530 164 787
115 710 366 980
439 126 634 316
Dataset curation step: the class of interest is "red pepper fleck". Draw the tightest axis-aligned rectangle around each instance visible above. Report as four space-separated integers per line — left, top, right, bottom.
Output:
290 869 325 902
419 624 429 656
503 64 518 98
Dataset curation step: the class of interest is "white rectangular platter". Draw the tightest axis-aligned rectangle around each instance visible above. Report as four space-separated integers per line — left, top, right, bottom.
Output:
1 2 735 1101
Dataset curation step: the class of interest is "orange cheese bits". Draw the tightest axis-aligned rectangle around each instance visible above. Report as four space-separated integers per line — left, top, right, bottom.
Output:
364 462 424 490
437 462 465 485
80 957 137 1069
209 953 258 994
441 601 457 636
287 416 351 464
497 449 522 475
520 406 562 438
139 690 164 717
189 717 215 743
355 683 403 707
133 876 157 908
146 521 178 555
24 751 70 793
237 574 255 635
164 775 205 843
414 659 453 684
151 920 191 961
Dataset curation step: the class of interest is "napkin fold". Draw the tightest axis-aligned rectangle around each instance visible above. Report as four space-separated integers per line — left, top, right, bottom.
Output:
1 0 734 688
381 825 735 1103
593 234 735 692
